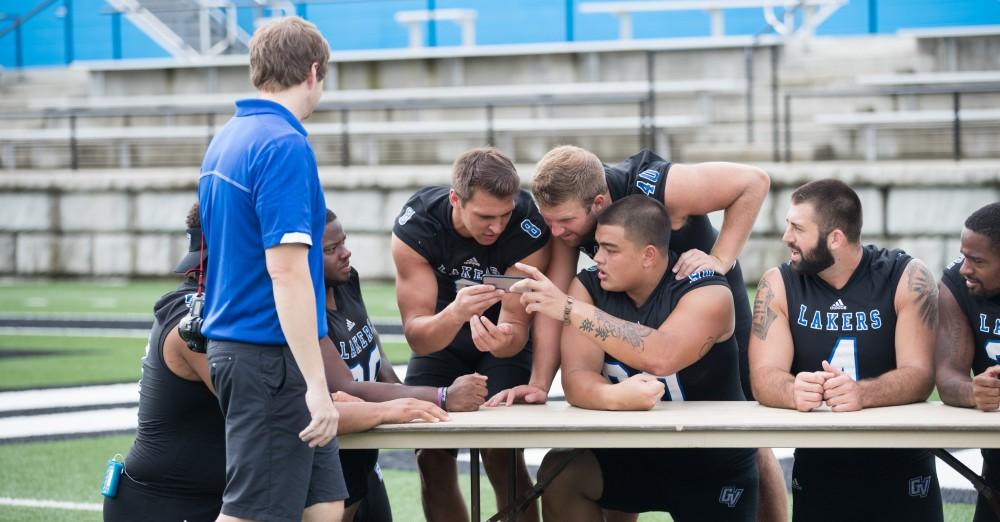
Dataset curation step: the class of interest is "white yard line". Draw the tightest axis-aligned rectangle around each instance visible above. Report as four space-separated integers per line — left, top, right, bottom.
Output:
0 407 137 439
0 497 102 512
0 383 138 413
0 327 150 338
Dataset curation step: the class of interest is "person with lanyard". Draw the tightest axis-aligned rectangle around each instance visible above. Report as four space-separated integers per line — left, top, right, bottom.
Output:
749 179 942 522
488 145 785 522
935 202 1000 522
318 208 487 521
391 146 551 521
103 203 224 522
510 195 758 521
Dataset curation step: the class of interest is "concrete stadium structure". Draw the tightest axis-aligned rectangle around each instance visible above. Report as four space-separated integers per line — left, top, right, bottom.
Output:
1 22 998 280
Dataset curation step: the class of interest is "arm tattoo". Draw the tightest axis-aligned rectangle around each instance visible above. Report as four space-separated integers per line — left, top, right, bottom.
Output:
907 262 939 328
578 308 655 352
751 278 779 340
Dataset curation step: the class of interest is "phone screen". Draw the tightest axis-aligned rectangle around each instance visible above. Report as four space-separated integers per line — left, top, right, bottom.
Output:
483 275 526 293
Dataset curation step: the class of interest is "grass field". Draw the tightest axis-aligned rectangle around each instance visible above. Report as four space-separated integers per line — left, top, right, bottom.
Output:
0 278 401 319
0 279 965 519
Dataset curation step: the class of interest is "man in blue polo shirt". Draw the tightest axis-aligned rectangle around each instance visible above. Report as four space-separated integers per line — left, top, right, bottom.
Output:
197 17 346 522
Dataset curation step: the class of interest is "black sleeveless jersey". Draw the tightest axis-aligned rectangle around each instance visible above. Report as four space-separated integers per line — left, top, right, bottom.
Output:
576 259 743 402
326 269 383 383
780 245 929 466
941 256 1000 501
393 186 550 352
325 268 382 487
126 279 226 496
942 256 1000 373
577 260 752 469
578 149 721 259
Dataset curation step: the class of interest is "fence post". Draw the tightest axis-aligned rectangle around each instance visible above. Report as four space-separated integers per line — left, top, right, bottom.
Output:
783 94 792 163
952 91 962 161
69 114 78 170
485 105 495 146
340 109 350 167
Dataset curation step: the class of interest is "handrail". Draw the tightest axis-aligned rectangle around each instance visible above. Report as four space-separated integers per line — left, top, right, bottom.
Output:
0 0 61 40
781 84 1000 162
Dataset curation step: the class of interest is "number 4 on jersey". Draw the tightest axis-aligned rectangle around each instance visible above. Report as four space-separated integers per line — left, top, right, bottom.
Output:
828 337 859 381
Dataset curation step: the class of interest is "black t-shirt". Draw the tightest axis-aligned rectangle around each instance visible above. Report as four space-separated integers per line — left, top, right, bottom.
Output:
577 260 752 469
941 256 1000 473
941 256 1000 374
326 268 383 383
780 245 929 467
126 280 226 496
577 260 744 402
392 186 550 353
578 149 720 260
325 268 382 493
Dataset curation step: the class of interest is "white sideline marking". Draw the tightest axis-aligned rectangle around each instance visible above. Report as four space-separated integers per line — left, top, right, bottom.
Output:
0 497 102 511
0 327 150 338
0 407 138 439
0 383 138 413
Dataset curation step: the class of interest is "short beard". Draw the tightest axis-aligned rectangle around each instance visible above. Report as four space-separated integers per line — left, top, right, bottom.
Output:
792 234 835 276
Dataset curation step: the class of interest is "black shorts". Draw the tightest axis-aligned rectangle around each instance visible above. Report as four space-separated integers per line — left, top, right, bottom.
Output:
975 449 1000 522
592 448 758 521
103 473 221 522
354 463 393 522
208 341 348 522
792 450 943 522
342 449 379 507
405 343 532 397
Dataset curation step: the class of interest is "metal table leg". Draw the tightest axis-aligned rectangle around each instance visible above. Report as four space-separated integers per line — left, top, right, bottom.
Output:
932 449 1000 518
471 448 480 522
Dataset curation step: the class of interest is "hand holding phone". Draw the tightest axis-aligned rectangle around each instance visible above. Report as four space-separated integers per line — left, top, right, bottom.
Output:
483 275 527 293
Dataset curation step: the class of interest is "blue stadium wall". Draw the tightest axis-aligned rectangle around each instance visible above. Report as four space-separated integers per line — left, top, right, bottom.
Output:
2 0 1000 68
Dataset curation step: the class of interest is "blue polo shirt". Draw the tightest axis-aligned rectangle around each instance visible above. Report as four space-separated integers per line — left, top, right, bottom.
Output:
197 99 328 344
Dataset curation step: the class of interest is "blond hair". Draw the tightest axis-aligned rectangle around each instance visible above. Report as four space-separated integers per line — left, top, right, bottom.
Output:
531 145 607 207
249 17 330 92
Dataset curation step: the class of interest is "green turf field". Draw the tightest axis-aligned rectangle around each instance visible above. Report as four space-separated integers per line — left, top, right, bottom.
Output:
0 434 977 521
0 279 399 318
0 279 961 520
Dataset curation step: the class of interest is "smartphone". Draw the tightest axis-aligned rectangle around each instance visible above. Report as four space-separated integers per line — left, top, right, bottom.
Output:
454 278 478 292
483 274 527 293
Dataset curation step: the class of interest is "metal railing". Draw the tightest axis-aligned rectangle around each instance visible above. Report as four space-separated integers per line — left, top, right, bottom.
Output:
781 84 1000 162
0 91 662 170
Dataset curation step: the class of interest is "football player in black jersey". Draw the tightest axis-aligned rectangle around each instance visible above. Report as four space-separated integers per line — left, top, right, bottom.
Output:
489 145 784 522
106 204 451 522
318 208 488 521
391 147 550 521
511 195 758 521
935 202 1000 522
104 203 225 522
750 179 942 522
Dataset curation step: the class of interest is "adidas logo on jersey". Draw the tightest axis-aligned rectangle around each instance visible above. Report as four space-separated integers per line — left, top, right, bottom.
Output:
464 257 480 267
830 299 847 310
346 319 356 331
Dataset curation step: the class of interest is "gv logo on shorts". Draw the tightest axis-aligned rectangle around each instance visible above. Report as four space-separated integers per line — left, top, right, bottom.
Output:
908 476 932 498
718 486 744 508
520 218 542 238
